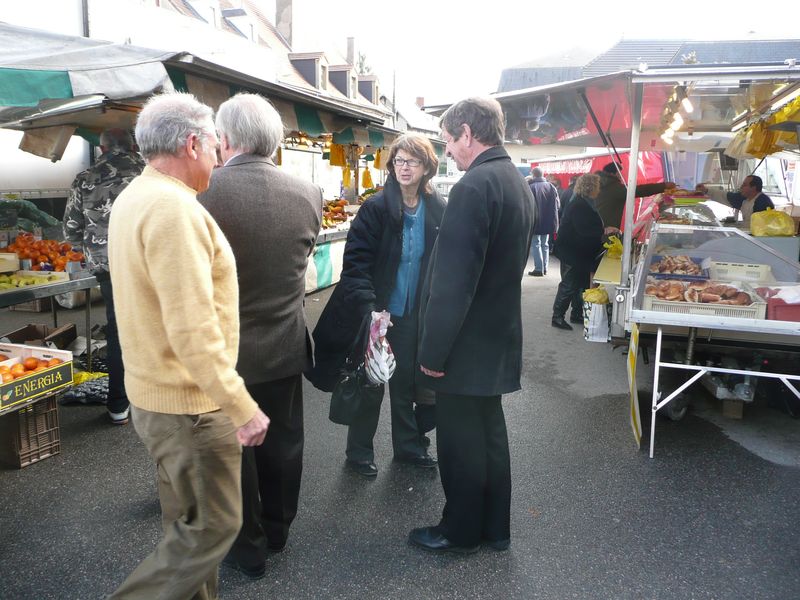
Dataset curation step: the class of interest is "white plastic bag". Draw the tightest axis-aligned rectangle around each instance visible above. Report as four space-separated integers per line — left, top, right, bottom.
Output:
364 310 396 385
582 301 610 343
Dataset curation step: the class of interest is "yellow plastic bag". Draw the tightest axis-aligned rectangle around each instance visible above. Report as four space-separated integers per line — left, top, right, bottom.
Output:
750 208 796 237
342 166 352 188
329 143 347 167
361 167 374 189
374 148 383 170
603 236 623 259
582 287 609 304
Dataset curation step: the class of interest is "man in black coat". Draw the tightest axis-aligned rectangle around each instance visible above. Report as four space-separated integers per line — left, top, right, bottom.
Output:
410 97 536 554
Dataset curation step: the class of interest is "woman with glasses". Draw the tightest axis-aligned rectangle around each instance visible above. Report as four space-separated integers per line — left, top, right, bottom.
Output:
308 133 445 477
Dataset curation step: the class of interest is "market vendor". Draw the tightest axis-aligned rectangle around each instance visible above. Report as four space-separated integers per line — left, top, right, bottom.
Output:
596 162 673 228
697 175 774 228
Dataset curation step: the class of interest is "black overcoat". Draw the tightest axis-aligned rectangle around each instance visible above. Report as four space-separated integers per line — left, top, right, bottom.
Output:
306 176 445 392
417 146 536 397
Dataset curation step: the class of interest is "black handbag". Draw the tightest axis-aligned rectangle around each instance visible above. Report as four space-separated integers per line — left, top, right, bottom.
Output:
328 314 379 425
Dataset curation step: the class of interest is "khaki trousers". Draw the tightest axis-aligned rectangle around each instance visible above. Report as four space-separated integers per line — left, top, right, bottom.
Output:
109 407 243 600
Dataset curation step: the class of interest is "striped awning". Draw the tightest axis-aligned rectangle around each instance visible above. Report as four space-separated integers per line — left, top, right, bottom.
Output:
333 126 397 148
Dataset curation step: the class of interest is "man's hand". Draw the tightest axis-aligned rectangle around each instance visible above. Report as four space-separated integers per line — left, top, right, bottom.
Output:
420 364 445 378
236 409 270 446
604 226 620 235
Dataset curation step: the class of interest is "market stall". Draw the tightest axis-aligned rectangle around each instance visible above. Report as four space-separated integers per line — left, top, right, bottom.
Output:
494 62 800 456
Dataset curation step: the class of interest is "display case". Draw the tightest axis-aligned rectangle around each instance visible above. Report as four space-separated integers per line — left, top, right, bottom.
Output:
657 202 720 227
630 224 800 335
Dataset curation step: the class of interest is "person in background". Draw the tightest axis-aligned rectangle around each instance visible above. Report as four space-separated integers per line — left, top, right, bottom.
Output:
697 175 774 228
551 173 618 330
199 93 322 579
308 133 445 478
63 128 144 425
411 97 535 554
547 174 564 198
558 174 579 219
107 92 269 600
596 162 671 228
528 166 559 276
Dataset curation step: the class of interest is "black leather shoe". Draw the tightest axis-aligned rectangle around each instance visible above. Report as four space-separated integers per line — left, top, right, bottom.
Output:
483 538 511 551
551 317 573 330
569 315 584 324
408 527 479 554
528 270 544 277
222 555 266 580
395 454 438 468
346 459 378 477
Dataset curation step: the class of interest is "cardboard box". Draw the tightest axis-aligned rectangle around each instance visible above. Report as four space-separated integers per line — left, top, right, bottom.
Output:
0 323 77 349
0 343 73 414
7 298 52 312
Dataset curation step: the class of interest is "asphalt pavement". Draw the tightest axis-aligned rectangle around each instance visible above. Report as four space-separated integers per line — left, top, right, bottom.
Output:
1 260 799 599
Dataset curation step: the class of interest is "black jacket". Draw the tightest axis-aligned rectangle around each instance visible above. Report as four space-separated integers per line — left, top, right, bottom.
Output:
553 193 605 271
306 176 445 392
417 146 536 396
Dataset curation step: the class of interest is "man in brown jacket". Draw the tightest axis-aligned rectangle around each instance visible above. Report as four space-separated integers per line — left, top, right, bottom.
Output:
199 93 322 579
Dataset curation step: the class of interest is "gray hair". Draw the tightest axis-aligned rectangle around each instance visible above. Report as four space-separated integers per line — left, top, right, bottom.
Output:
135 92 215 160
575 173 601 199
99 128 134 151
216 93 284 157
440 97 505 147
531 167 543 178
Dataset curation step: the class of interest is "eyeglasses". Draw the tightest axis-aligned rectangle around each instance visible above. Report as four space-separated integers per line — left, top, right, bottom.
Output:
393 157 422 168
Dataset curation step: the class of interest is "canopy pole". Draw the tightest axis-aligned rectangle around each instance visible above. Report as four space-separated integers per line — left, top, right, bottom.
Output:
621 82 644 284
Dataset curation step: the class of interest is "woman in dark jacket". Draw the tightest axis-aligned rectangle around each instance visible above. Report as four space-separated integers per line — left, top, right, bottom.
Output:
551 173 619 330
307 133 445 477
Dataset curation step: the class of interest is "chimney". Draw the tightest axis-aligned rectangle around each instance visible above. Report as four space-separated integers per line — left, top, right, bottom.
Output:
415 96 425 108
347 37 355 66
276 0 292 48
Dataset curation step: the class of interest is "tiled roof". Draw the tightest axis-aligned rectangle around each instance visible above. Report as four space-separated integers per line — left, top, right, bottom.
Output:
671 40 800 65
582 39 685 77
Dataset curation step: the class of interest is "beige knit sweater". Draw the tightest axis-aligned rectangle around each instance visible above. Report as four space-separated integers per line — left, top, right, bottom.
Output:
108 166 257 427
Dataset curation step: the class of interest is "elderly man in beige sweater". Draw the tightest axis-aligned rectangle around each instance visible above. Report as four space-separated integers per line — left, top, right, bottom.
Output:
107 92 269 600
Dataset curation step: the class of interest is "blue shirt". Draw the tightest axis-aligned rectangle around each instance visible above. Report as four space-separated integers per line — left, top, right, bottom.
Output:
388 198 426 317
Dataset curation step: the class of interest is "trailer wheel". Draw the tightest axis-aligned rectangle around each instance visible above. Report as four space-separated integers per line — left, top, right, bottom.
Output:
663 393 689 421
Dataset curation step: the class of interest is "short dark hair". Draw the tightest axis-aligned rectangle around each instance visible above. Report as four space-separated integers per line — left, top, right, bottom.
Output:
100 128 135 152
746 175 763 191
440 97 505 146
602 162 622 175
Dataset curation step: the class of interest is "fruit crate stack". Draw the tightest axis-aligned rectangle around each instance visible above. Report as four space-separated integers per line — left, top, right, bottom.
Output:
0 395 60 468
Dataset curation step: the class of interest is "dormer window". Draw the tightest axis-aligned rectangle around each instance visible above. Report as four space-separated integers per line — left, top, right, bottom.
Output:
288 52 329 91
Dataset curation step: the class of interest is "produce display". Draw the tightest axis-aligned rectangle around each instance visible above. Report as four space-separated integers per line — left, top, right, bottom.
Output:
322 199 349 229
0 232 84 271
645 278 755 306
0 272 64 290
0 356 63 383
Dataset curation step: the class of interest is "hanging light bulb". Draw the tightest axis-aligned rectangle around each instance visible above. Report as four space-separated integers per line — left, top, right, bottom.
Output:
660 132 674 145
662 128 675 138
670 112 684 131
677 86 694 113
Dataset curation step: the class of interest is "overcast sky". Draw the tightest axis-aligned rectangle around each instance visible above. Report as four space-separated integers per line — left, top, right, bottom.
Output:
290 0 800 105
3 0 798 108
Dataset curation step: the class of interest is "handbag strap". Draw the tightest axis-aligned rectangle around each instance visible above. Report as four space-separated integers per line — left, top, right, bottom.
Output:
343 313 372 369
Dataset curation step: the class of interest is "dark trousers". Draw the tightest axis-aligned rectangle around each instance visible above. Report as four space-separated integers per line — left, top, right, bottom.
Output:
98 277 127 414
435 392 511 547
552 262 590 321
346 313 427 462
227 374 304 566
